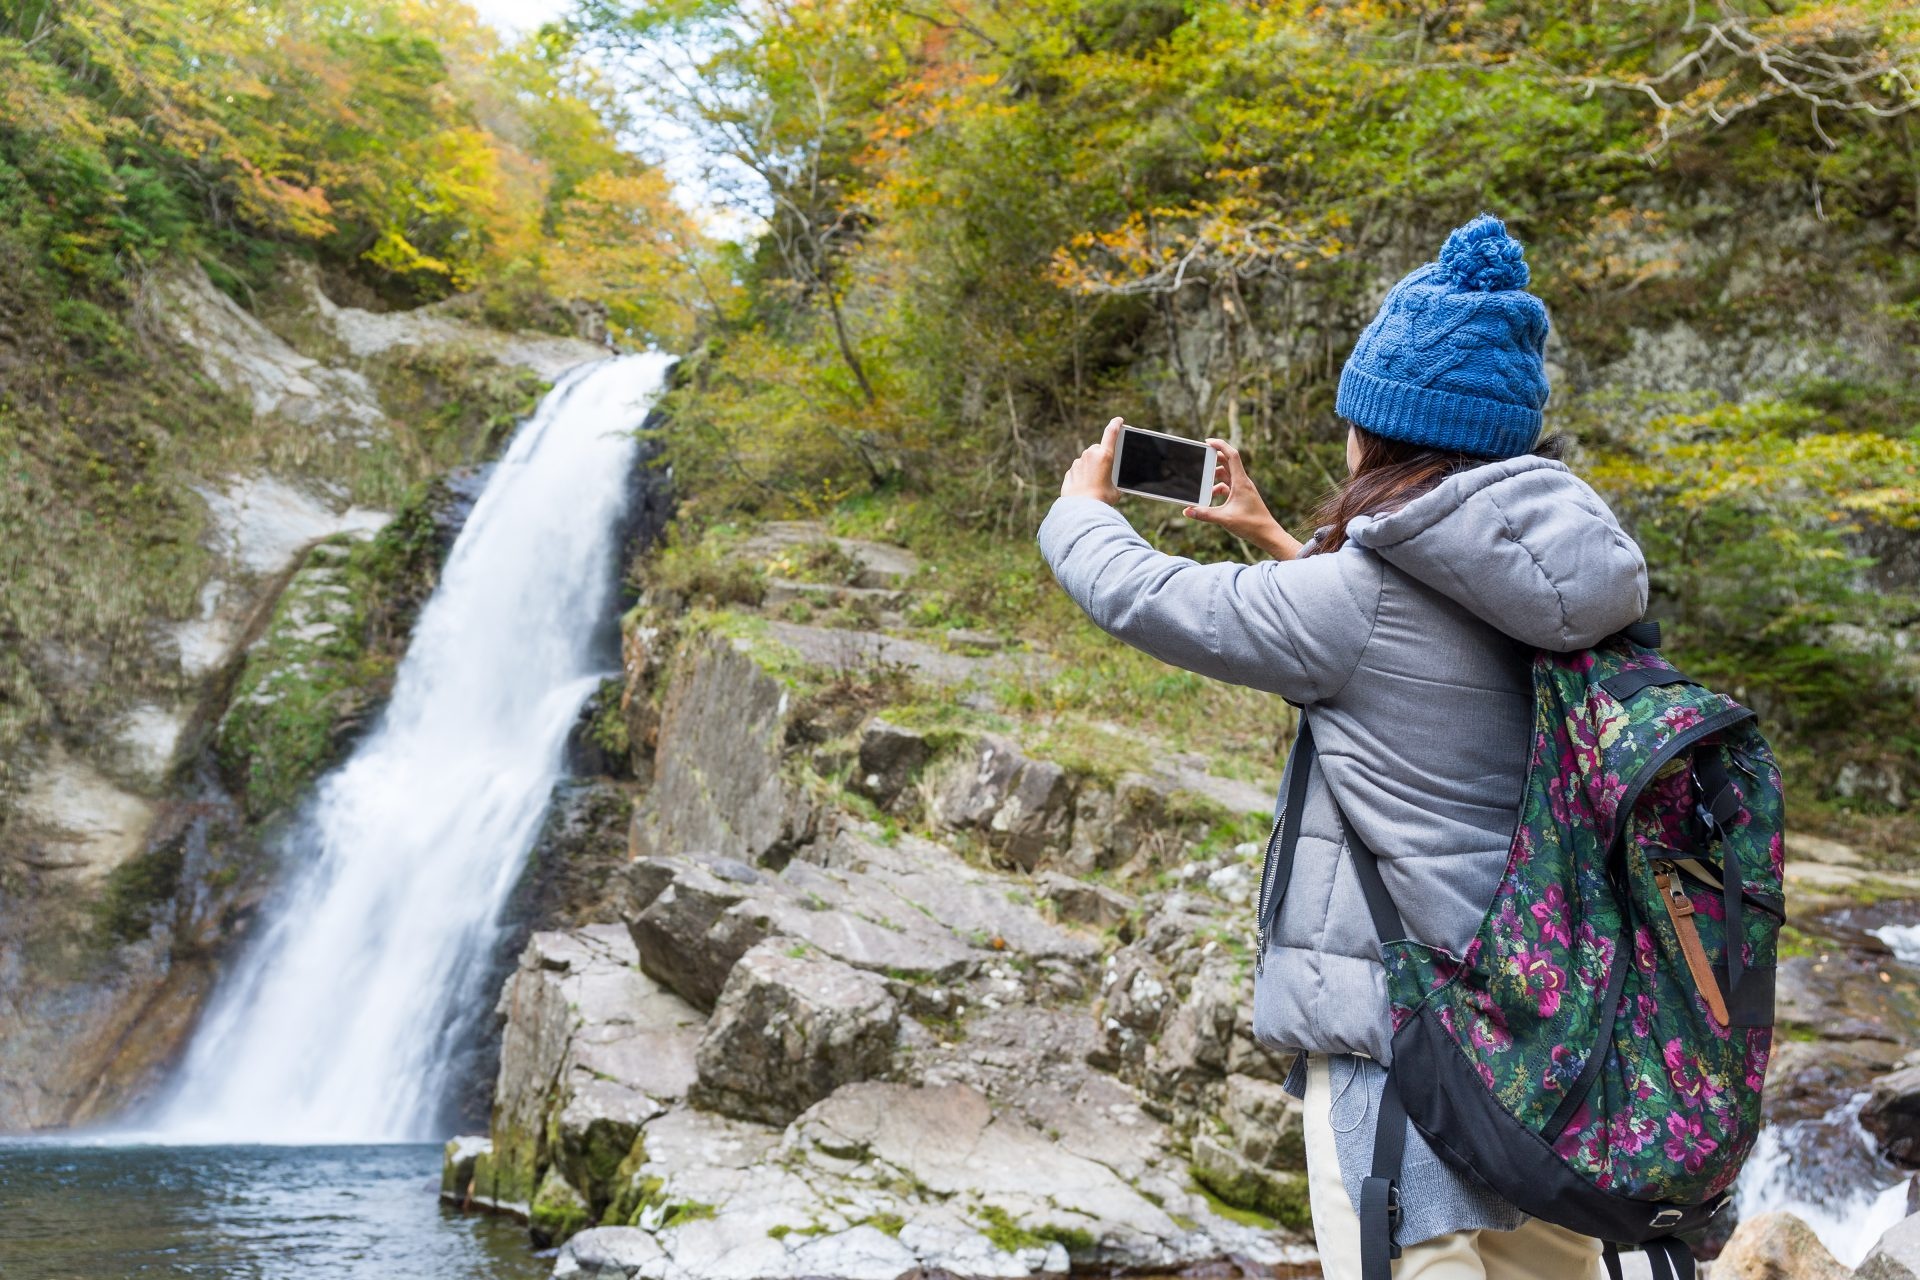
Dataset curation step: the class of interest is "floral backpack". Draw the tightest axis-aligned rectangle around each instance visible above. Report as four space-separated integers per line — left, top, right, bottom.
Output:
1266 623 1783 1280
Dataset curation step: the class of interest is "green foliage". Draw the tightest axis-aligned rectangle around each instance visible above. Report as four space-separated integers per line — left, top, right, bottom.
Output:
589 0 1920 800
1585 396 1920 744
642 525 769 608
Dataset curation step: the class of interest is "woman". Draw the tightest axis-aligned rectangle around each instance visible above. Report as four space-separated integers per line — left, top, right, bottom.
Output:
1039 215 1648 1280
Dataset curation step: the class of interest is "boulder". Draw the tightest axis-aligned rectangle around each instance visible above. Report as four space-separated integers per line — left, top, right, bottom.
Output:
935 736 1074 870
1036 871 1136 929
626 856 781 1009
692 939 901 1125
487 927 702 1213
1711 1211 1849 1280
628 632 818 868
441 1135 491 1203
1144 954 1240 1103
850 719 931 810
1865 1065 1920 1167
1862 1213 1920 1280
626 836 1095 1011
1222 1073 1307 1169
531 1166 593 1246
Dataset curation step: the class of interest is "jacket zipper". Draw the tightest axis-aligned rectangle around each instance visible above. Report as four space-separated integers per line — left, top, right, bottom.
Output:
1253 804 1286 977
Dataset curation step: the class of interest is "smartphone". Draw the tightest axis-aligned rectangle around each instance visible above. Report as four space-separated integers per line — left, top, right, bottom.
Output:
1110 425 1217 507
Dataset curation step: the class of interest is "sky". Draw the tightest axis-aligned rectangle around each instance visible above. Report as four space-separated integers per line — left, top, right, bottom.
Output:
464 0 763 238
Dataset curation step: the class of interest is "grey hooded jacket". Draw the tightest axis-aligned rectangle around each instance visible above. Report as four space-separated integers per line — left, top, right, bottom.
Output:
1037 454 1649 1242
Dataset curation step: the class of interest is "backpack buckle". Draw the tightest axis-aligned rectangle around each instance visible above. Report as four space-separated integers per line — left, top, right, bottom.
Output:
1649 1207 1685 1229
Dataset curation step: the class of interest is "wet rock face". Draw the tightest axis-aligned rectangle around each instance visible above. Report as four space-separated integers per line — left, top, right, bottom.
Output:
1865 1064 1920 1167
691 940 900 1125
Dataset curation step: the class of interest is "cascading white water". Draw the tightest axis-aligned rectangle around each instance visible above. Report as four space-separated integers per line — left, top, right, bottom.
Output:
155 353 672 1144
1730 917 1920 1267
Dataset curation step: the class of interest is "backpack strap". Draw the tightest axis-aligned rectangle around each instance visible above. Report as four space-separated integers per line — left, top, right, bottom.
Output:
1692 751 1746 1004
1339 805 1410 1280
1359 1068 1408 1280
1255 717 1320 975
1272 717 1413 1280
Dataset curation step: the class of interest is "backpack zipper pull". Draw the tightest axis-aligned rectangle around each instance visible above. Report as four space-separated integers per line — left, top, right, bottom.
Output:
1655 860 1730 1027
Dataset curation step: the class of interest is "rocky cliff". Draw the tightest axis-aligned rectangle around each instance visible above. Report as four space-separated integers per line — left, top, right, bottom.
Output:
0 262 609 1130
437 520 1341 1275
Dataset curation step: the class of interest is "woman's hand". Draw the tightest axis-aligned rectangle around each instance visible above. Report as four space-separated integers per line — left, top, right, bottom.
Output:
1060 417 1123 503
1185 438 1302 561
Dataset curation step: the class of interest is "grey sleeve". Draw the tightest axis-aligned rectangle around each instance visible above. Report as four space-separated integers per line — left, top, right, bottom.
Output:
1036 496 1379 704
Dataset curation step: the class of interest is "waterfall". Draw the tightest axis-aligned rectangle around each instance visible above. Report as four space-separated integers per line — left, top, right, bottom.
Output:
154 353 672 1144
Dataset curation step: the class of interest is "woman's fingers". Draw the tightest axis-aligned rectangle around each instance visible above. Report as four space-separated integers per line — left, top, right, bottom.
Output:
1206 437 1249 488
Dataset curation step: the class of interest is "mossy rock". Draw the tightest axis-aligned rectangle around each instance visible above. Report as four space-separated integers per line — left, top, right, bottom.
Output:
1189 1135 1312 1231
529 1167 592 1246
214 478 463 819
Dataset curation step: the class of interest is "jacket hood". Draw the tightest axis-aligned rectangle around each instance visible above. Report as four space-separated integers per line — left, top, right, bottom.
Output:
1345 455 1648 652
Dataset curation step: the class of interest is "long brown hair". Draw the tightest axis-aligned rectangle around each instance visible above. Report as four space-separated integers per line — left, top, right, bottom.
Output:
1304 426 1564 555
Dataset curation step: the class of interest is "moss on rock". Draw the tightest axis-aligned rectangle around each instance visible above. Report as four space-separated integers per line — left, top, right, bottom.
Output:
213 476 461 819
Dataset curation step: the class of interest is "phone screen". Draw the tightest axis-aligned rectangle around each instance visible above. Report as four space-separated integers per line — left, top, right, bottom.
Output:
1116 428 1211 503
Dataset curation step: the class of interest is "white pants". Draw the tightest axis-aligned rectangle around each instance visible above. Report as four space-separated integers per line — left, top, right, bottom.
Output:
1303 1054 1605 1280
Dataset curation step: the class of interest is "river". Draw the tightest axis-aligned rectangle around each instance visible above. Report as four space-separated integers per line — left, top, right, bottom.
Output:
0 1141 547 1280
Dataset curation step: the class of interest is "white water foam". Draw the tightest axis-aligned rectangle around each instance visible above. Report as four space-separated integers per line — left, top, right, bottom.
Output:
1873 923 1920 968
1735 1093 1907 1267
151 353 670 1144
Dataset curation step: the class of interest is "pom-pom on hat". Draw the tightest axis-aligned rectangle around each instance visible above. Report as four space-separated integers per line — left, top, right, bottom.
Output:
1334 213 1550 459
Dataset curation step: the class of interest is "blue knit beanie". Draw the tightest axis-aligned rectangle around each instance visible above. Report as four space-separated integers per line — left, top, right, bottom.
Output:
1334 214 1550 460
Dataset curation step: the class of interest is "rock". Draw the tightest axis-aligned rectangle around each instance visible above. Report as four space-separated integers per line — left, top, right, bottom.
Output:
628 632 818 869
850 719 931 810
442 1135 491 1202
1861 1212 1920 1280
1144 953 1239 1105
759 620 1053 689
487 927 702 1214
565 679 634 779
1189 1133 1310 1228
1865 1066 1920 1166
555 1079 664 1217
692 940 901 1125
1035 872 1136 929
735 521 920 589
1787 833 1864 866
153 264 386 435
10 746 157 884
1775 949 1920 1044
627 834 1095 1011
1222 1074 1307 1169
945 627 1006 652
763 579 909 612
504 779 636 933
934 736 1074 870
1711 1210 1849 1280
626 856 780 1009
531 1166 594 1246
1206 861 1253 905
